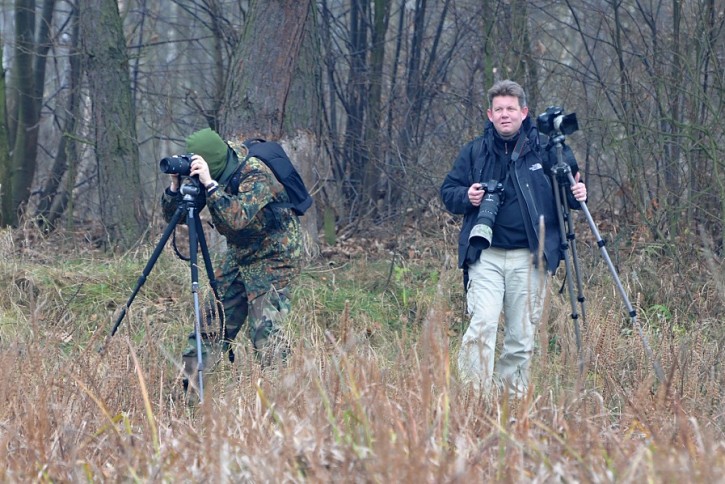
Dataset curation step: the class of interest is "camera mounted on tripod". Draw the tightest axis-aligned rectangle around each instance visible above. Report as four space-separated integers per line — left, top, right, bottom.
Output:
537 106 580 181
536 106 579 137
159 153 206 210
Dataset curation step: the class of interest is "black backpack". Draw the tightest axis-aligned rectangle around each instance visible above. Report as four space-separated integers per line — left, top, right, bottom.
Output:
228 138 313 216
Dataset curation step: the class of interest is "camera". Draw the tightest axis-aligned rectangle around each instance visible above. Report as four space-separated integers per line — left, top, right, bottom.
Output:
159 153 194 175
536 106 578 136
469 180 505 250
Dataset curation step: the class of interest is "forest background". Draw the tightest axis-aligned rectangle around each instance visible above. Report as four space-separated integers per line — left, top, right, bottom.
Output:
0 0 723 481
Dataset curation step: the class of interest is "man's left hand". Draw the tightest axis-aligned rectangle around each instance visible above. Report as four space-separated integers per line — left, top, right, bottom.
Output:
571 172 587 202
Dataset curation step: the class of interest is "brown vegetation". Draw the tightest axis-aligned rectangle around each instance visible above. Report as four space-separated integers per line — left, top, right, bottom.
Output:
0 214 722 481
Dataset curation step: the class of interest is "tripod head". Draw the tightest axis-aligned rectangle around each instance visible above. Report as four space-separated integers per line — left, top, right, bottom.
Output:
546 133 581 185
178 176 207 211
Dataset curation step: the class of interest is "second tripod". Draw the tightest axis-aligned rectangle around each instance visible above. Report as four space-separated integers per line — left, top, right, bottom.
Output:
546 124 665 383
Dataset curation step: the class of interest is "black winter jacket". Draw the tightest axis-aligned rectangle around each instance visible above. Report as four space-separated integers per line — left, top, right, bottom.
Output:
440 118 581 274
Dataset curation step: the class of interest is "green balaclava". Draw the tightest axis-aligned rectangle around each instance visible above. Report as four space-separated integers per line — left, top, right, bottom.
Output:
185 128 230 181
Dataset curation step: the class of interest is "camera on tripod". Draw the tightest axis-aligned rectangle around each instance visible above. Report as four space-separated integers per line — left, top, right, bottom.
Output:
159 153 195 176
159 153 205 211
537 106 579 136
469 179 505 250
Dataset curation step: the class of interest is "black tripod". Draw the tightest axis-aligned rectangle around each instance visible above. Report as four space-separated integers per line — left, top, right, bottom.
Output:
548 132 665 383
105 178 221 403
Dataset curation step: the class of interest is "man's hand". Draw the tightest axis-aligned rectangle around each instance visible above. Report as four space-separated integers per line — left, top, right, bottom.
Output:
468 183 484 207
190 155 213 186
169 174 180 192
571 172 587 202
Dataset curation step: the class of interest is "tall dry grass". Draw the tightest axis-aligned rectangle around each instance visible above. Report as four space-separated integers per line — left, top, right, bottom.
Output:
0 221 722 482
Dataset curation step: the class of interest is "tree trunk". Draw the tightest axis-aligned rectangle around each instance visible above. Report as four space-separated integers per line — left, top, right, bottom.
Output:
362 0 391 218
35 4 81 232
79 0 147 249
0 27 10 227
221 0 315 249
9 0 39 226
285 3 324 247
221 0 311 139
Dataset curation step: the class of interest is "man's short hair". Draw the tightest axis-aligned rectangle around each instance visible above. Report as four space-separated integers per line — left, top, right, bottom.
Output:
487 80 527 108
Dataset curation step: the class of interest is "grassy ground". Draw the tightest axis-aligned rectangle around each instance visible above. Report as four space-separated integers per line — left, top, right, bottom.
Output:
0 220 722 482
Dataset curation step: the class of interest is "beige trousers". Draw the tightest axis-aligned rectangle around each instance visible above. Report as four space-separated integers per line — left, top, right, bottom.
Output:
458 247 548 396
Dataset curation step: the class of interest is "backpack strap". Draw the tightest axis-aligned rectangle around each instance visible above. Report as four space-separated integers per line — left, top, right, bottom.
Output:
234 141 297 212
472 137 486 184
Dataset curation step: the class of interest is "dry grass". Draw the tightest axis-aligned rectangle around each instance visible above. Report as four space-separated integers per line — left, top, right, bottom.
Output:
0 223 723 482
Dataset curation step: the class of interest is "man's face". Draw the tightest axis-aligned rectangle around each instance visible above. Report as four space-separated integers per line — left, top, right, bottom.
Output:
487 95 529 138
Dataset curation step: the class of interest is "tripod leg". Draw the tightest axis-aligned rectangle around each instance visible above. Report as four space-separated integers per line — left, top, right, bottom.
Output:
186 206 205 403
566 223 588 323
194 212 232 362
551 172 584 375
194 211 222 302
563 170 665 383
555 174 588 323
108 205 184 339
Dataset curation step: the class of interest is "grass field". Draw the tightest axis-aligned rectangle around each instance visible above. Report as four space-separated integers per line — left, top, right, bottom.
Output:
0 219 722 482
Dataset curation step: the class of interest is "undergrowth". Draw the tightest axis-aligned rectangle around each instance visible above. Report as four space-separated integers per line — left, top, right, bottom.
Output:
0 224 722 482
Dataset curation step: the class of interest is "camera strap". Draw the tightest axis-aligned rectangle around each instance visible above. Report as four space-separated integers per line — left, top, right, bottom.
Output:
510 132 527 162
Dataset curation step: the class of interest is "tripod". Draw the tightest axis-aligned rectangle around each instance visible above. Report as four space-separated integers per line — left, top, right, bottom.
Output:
105 178 221 403
549 133 665 383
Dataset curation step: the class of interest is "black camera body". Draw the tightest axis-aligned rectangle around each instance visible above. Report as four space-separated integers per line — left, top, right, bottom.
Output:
159 153 195 176
469 179 505 251
537 106 578 136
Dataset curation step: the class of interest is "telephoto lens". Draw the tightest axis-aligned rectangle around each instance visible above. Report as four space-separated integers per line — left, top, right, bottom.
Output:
159 153 194 175
468 180 504 250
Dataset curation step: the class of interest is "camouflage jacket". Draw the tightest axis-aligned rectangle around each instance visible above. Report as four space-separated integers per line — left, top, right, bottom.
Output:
161 140 302 301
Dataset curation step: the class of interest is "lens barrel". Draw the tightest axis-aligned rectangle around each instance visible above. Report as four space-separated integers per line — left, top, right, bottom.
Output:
159 154 192 175
468 179 503 251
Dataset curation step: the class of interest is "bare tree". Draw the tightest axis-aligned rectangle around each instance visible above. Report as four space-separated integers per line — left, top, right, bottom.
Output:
3 0 55 227
532 0 725 249
79 0 147 248
0 28 10 226
0 0 721 254
35 4 81 232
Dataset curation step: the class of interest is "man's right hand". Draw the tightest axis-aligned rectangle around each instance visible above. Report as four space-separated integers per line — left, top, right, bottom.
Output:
468 183 484 207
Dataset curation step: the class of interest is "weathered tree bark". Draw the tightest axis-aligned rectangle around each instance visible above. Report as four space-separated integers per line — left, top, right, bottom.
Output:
221 0 317 248
221 0 312 139
79 0 147 249
284 3 324 247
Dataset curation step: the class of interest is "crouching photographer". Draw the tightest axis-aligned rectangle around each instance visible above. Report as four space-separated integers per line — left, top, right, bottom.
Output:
440 80 587 397
161 128 302 391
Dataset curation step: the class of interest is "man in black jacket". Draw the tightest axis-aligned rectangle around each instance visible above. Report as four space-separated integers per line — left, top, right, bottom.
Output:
440 80 587 396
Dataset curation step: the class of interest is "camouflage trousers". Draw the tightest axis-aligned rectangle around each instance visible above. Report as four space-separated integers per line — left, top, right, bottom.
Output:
182 273 292 384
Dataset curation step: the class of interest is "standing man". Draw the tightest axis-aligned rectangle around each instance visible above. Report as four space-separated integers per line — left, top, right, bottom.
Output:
162 128 302 388
440 80 587 396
